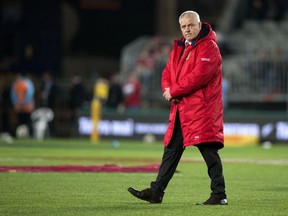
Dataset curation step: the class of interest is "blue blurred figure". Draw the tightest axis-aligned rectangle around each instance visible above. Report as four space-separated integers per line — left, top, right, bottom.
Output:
10 72 35 137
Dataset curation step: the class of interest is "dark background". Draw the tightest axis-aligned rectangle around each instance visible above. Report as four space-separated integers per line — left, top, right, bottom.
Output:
0 0 228 75
0 0 157 74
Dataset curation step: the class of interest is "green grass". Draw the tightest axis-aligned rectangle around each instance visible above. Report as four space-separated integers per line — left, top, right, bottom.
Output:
0 138 288 216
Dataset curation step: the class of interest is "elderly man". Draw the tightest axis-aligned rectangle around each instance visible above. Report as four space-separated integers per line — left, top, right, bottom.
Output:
128 10 227 205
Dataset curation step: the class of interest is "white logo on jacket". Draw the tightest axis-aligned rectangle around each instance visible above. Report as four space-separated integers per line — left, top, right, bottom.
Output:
201 57 210 62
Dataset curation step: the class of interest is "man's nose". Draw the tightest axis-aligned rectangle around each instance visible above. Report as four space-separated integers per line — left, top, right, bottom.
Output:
184 26 190 32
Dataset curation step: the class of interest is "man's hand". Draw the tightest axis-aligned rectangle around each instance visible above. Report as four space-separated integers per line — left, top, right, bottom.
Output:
163 88 172 101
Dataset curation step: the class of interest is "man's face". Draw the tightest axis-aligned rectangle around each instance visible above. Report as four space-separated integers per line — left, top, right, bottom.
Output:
179 15 201 42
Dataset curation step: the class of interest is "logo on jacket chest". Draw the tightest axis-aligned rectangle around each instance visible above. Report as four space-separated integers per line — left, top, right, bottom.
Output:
201 57 210 62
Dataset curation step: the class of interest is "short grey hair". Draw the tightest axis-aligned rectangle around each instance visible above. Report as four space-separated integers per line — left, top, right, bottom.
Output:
179 11 200 23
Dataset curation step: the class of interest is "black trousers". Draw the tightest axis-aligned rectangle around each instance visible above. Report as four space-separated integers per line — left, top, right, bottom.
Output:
151 113 226 199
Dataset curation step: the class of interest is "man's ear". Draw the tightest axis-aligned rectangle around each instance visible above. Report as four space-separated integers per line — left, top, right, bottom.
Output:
199 22 202 29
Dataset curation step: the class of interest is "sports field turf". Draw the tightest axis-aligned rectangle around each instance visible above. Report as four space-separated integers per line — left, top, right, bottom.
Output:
0 138 287 216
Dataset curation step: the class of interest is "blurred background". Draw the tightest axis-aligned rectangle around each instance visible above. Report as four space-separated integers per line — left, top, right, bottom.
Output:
0 0 288 145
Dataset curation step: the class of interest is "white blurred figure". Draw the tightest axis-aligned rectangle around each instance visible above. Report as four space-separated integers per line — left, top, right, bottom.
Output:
0 132 13 144
31 108 54 140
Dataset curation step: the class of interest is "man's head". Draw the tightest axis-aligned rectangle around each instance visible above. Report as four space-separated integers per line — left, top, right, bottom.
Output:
179 11 201 42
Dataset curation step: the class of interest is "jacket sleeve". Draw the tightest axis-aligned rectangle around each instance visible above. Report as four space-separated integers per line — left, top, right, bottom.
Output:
161 50 173 93
170 41 221 98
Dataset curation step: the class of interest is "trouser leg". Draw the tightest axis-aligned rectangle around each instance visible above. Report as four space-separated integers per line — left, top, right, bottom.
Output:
197 143 226 199
151 113 185 194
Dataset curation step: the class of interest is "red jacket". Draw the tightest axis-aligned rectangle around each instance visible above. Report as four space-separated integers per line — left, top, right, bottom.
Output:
161 22 224 148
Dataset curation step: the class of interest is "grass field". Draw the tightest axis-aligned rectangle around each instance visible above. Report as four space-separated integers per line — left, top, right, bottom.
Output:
0 138 287 216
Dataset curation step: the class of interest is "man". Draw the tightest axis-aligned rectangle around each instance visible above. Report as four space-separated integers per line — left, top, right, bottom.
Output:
105 74 124 111
10 72 35 137
69 74 86 136
40 71 58 137
122 72 141 110
128 11 227 205
40 71 58 110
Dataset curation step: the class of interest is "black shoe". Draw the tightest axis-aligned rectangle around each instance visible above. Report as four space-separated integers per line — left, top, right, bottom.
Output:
127 187 163 203
196 196 228 205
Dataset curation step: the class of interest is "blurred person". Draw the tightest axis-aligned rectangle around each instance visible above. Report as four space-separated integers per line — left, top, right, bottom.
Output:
128 11 227 205
90 77 109 142
135 48 155 96
122 73 141 110
105 74 124 111
94 77 109 103
69 74 85 113
39 71 58 136
10 72 35 137
69 74 86 136
40 71 58 109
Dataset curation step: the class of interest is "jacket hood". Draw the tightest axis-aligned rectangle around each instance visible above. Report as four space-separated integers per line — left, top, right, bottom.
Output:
177 22 217 47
